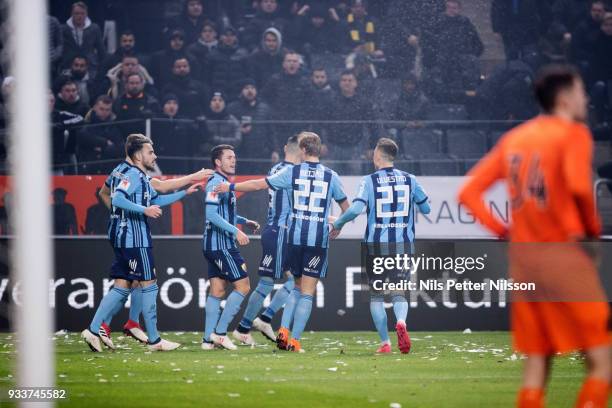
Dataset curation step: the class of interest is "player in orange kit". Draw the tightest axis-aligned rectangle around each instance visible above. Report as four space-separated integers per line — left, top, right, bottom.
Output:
458 65 610 408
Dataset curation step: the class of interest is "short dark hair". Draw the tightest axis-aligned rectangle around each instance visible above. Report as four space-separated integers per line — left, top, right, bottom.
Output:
202 20 217 32
122 55 139 63
125 134 153 160
72 1 87 12
126 72 143 82
60 80 77 90
95 95 113 105
312 67 326 73
71 54 88 63
211 144 234 167
298 132 321 157
376 138 398 161
120 29 135 38
340 69 356 79
534 65 581 113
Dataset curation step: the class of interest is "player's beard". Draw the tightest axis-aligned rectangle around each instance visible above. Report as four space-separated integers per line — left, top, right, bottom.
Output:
144 161 156 172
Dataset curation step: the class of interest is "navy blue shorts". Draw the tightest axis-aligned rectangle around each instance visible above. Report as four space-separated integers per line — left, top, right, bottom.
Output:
258 225 289 279
203 248 249 282
287 244 328 279
110 247 156 281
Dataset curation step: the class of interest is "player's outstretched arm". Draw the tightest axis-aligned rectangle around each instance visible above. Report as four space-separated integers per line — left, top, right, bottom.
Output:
112 194 162 218
333 200 366 231
236 215 260 233
214 178 269 194
151 168 213 193
152 183 202 207
205 204 250 245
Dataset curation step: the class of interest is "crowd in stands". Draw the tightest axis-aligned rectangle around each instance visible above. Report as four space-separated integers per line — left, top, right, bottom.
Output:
1 0 612 176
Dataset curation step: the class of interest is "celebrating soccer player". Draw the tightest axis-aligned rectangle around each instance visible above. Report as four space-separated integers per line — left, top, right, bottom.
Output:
459 65 610 408
330 138 430 354
215 132 349 352
232 135 302 346
201 145 260 351
81 134 202 352
95 167 213 346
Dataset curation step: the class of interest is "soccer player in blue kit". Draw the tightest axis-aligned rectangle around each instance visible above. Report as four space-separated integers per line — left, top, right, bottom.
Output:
201 145 261 351
232 135 302 346
331 138 431 354
215 132 349 352
81 134 202 352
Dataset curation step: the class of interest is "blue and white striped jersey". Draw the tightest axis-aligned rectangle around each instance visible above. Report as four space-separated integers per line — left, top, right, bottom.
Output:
266 161 347 248
203 172 238 251
355 167 428 243
266 161 293 227
105 161 158 248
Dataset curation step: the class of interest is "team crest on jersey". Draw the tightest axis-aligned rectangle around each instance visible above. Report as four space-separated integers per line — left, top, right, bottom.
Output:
118 178 131 191
206 191 220 203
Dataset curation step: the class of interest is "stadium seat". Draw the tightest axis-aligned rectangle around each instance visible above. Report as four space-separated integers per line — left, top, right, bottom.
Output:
446 129 488 158
372 79 402 121
400 128 443 156
416 153 460 176
425 104 468 121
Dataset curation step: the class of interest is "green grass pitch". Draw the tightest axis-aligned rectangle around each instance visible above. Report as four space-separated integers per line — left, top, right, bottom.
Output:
0 331 587 407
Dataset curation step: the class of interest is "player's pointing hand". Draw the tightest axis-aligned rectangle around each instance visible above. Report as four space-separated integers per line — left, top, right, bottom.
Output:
186 182 204 195
144 205 162 219
214 182 231 194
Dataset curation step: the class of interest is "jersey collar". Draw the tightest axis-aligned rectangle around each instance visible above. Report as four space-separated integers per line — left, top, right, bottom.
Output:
123 160 148 176
214 171 229 181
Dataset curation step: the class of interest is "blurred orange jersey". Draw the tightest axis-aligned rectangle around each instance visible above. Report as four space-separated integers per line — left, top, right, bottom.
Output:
459 115 600 242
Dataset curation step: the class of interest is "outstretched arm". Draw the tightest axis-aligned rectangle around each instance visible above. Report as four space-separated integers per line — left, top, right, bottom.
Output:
151 190 186 207
215 178 269 194
333 200 366 230
151 168 213 193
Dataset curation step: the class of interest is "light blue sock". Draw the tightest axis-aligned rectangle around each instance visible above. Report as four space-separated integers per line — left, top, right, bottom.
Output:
141 283 160 344
391 295 408 323
89 287 129 334
215 290 246 335
103 291 126 326
280 287 300 329
290 294 313 340
204 295 222 342
370 297 389 343
238 278 273 330
262 276 295 320
129 286 143 323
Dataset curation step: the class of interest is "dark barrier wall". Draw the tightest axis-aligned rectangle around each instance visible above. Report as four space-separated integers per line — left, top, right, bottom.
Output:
0 238 509 332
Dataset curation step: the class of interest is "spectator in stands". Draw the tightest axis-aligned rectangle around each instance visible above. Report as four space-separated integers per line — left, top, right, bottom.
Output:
48 15 64 74
161 57 210 119
552 0 591 32
50 90 83 175
56 55 95 106
166 0 210 45
77 95 122 175
83 188 108 234
394 74 429 126
242 0 289 50
326 70 378 174
154 94 196 174
113 72 160 136
100 55 156 100
227 79 275 170
379 0 421 78
491 0 552 60
199 91 242 155
55 79 89 117
294 3 342 55
61 2 106 78
100 30 141 75
538 21 572 65
589 13 612 120
306 67 334 135
260 51 310 140
342 0 384 58
52 188 78 235
208 26 250 100
150 28 195 89
186 21 218 82
249 28 285 87
429 0 483 78
572 1 607 66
